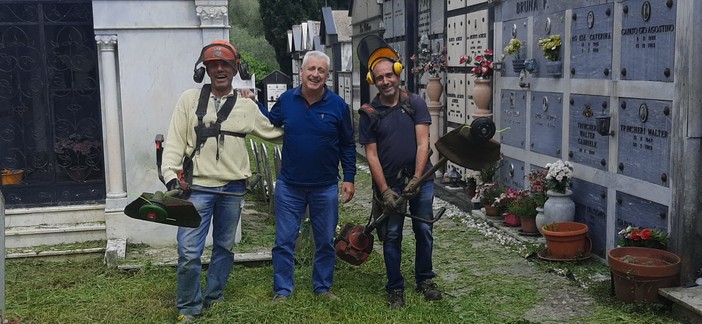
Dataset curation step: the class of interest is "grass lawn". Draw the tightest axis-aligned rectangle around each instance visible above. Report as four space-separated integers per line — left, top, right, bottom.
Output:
2 155 680 323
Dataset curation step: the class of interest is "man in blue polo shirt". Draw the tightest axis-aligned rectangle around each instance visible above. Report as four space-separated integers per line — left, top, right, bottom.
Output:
268 50 356 302
357 35 442 308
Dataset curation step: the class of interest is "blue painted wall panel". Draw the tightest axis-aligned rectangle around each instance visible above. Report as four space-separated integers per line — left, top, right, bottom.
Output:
530 92 562 158
500 90 527 149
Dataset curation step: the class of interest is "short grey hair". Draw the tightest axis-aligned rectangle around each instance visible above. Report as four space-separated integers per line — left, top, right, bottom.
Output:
302 51 330 69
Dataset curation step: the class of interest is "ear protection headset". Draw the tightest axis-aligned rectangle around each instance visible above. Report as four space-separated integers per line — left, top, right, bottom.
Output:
366 58 403 85
192 40 251 83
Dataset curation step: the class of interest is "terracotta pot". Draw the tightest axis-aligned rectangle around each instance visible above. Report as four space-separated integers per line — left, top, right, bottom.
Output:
1 170 23 185
541 222 591 259
608 247 681 304
519 215 539 234
484 205 499 217
426 76 443 104
472 78 492 116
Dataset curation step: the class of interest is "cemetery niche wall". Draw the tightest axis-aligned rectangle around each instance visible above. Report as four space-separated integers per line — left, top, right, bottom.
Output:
492 0 680 263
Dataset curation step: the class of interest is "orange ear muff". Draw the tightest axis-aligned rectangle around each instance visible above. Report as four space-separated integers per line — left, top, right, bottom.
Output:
366 59 404 85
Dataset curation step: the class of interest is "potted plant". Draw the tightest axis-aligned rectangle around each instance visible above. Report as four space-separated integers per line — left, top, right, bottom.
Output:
526 169 549 233
608 227 680 304
495 188 523 227
1 168 24 185
410 39 448 104
543 160 575 224
478 183 505 217
503 38 525 72
541 222 591 260
468 49 495 117
537 34 562 76
508 193 543 234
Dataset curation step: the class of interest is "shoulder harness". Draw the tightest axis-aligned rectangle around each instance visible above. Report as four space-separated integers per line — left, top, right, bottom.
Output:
191 84 246 161
359 88 415 129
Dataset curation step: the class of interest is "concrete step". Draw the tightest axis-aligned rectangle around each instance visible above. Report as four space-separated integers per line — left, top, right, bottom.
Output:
6 222 107 249
5 204 105 227
660 286 702 324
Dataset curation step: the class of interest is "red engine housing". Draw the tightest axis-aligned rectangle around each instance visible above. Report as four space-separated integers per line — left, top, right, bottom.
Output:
334 223 374 266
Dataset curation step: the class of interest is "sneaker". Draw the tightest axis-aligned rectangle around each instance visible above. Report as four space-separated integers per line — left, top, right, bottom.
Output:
317 291 341 301
416 279 443 300
271 294 288 303
387 289 405 309
176 314 199 323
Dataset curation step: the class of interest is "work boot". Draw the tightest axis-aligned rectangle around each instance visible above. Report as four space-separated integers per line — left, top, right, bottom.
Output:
317 291 341 301
387 289 405 309
271 294 288 303
416 279 443 300
176 314 200 323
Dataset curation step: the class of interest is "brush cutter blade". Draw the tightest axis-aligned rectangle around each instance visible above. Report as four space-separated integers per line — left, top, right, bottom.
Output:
435 125 501 171
124 191 201 228
335 223 374 266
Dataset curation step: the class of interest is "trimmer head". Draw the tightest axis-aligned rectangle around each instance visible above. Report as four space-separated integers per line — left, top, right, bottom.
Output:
335 224 374 266
124 191 201 228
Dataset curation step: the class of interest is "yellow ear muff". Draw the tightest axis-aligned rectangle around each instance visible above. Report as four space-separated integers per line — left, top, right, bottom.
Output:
393 61 404 76
366 72 375 85
367 60 404 85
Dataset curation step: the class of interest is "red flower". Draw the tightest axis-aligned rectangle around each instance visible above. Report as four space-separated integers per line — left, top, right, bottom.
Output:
629 230 642 240
640 228 653 240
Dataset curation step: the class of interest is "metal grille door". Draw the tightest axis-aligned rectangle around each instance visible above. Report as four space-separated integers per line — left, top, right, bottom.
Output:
0 1 105 207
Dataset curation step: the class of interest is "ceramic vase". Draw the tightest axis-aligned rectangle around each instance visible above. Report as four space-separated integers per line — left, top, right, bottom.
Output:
543 189 575 224
426 76 443 104
535 207 548 235
472 78 492 117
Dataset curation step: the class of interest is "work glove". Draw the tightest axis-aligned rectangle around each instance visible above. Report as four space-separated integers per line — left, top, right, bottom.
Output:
166 179 179 191
382 188 402 214
402 176 421 199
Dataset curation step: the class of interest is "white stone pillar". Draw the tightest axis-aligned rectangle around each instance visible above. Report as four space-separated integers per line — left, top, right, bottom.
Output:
428 102 442 178
196 1 229 41
95 35 127 201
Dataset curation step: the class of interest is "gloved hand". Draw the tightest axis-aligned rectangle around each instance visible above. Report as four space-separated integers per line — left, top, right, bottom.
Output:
382 188 401 213
166 179 179 191
402 176 421 199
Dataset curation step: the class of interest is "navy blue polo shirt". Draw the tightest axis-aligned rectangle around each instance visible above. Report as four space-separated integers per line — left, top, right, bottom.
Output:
359 92 432 187
268 86 356 187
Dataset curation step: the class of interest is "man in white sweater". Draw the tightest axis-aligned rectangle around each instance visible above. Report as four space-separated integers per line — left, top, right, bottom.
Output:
161 40 283 323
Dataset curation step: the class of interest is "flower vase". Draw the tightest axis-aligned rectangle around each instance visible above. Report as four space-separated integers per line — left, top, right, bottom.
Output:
519 214 539 234
535 207 549 235
512 59 525 73
545 61 562 77
472 78 492 117
426 76 443 105
543 189 575 224
608 247 681 304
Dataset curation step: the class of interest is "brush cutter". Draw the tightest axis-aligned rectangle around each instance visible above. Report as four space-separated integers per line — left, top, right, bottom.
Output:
335 119 501 265
124 134 261 228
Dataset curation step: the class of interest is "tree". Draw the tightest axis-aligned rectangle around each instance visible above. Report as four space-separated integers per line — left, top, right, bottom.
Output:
259 0 349 75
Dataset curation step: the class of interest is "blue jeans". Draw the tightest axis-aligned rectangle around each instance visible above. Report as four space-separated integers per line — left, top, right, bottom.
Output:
382 180 436 291
176 180 246 315
272 180 339 296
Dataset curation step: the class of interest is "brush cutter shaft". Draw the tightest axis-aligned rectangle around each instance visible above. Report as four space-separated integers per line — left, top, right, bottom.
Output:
364 157 448 234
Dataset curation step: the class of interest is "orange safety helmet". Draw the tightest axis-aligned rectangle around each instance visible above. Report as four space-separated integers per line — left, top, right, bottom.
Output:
193 40 243 83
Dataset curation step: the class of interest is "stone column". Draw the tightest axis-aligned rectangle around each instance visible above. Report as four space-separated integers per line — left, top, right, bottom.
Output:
95 35 127 203
428 102 442 178
196 0 229 41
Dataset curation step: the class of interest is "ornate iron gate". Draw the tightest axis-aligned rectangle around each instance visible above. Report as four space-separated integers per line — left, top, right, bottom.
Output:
0 1 105 207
